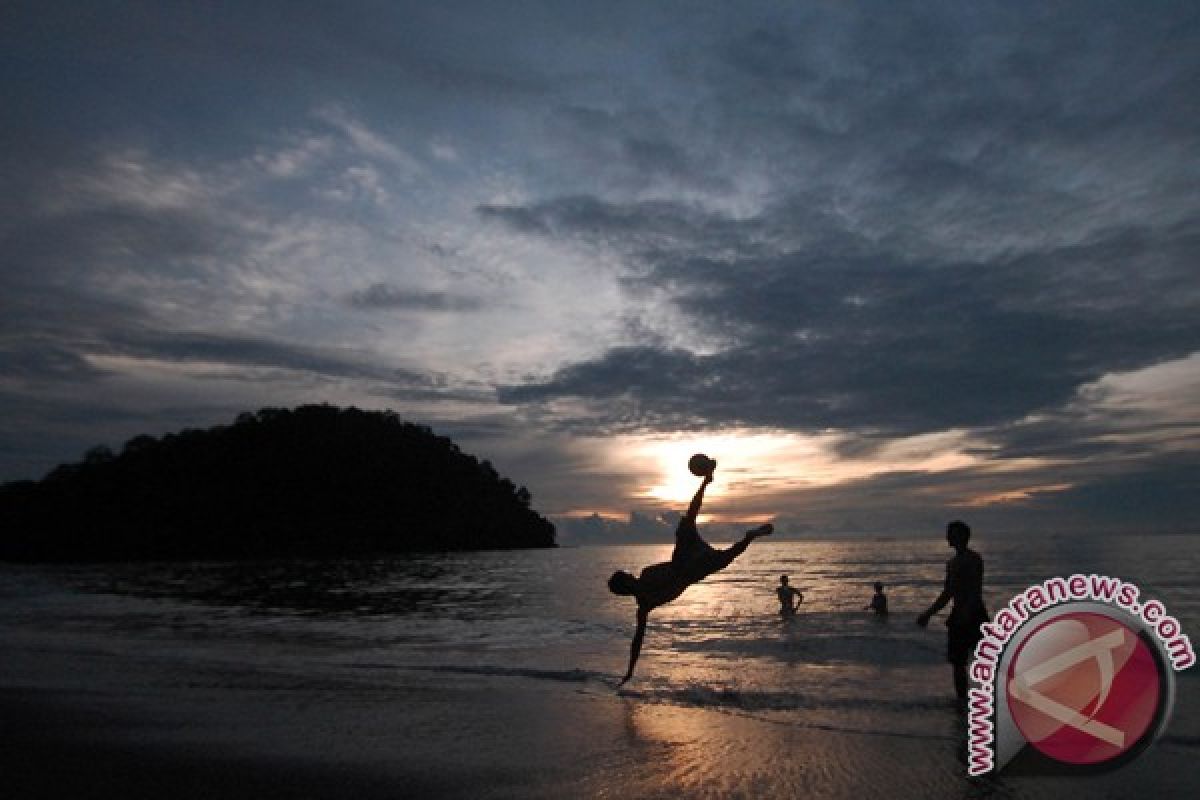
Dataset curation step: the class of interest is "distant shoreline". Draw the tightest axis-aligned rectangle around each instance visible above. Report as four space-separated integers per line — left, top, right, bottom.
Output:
561 529 1200 546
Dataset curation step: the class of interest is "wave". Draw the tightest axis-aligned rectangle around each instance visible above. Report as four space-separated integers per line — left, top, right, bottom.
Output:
618 683 956 718
378 663 607 684
657 626 946 665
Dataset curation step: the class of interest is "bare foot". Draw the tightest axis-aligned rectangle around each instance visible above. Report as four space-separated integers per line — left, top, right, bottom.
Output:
748 523 774 538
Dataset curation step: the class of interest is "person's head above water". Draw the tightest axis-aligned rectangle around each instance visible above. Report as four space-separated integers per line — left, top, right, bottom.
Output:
608 570 639 596
946 519 971 548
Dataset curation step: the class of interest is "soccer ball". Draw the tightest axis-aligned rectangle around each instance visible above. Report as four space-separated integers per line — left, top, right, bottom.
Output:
688 453 715 477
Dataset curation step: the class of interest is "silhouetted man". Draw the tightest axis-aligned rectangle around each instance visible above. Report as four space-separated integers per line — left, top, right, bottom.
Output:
866 581 888 616
916 520 989 704
776 574 803 616
608 465 773 684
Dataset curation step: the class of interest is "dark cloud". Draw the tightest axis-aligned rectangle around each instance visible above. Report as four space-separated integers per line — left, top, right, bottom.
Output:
477 195 725 245
0 285 148 387
538 104 736 196
0 197 242 305
102 328 434 386
554 510 678 546
0 344 109 383
1043 456 1200 531
348 283 482 312
479 0 1200 439
493 194 1199 437
0 1 558 137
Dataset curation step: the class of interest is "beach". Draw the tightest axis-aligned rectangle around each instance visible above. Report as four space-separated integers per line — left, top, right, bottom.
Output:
3 536 1198 798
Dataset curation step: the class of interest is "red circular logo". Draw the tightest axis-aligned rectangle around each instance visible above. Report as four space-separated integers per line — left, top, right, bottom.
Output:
1006 611 1162 765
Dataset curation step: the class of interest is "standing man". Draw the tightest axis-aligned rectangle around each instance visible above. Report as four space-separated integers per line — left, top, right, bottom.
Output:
916 520 989 705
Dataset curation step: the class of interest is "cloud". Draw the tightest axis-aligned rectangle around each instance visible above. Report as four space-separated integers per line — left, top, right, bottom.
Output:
100 329 437 387
477 195 685 240
491 191 1199 438
0 344 109 384
314 106 423 175
555 509 679 546
348 283 482 312
1039 456 1199 531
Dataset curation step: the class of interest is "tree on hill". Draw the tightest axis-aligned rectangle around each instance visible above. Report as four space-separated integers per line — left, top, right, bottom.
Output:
0 405 556 562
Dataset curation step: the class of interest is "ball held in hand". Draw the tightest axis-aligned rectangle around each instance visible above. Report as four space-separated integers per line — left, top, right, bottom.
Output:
688 453 716 477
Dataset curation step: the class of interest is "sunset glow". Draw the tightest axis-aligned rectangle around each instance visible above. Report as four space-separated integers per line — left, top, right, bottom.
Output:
629 432 804 505
590 427 1010 521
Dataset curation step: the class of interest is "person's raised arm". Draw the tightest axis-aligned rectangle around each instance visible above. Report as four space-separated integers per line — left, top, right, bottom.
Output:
619 608 649 686
683 471 714 525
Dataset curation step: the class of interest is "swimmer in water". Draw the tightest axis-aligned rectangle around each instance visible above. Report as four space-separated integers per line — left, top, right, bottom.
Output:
776 574 803 617
866 581 888 616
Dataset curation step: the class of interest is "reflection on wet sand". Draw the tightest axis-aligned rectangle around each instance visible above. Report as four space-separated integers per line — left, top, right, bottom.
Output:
617 697 966 798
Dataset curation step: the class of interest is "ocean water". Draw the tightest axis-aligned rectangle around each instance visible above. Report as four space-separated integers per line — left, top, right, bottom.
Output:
1 533 1198 796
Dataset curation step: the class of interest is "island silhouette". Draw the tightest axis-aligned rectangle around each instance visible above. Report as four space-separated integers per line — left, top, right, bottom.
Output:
0 405 556 562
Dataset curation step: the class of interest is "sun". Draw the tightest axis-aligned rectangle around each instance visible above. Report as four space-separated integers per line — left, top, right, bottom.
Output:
627 431 805 507
644 467 717 508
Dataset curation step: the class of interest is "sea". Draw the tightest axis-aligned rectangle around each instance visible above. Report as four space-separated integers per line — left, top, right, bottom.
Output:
1 533 1198 798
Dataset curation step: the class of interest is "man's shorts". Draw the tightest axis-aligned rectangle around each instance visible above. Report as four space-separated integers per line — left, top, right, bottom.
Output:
946 607 989 666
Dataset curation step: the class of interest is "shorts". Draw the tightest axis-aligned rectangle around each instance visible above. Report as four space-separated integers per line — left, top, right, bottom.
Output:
946 607 989 666
671 521 715 567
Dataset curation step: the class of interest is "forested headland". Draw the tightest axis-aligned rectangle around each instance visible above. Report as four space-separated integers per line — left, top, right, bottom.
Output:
0 405 556 562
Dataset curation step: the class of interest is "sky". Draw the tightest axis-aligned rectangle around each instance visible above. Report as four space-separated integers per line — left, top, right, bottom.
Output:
2 1 1198 541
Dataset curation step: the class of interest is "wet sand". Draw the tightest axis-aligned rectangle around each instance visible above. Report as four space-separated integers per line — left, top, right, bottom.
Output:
5 650 1197 800
0 681 965 800
0 627 965 799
